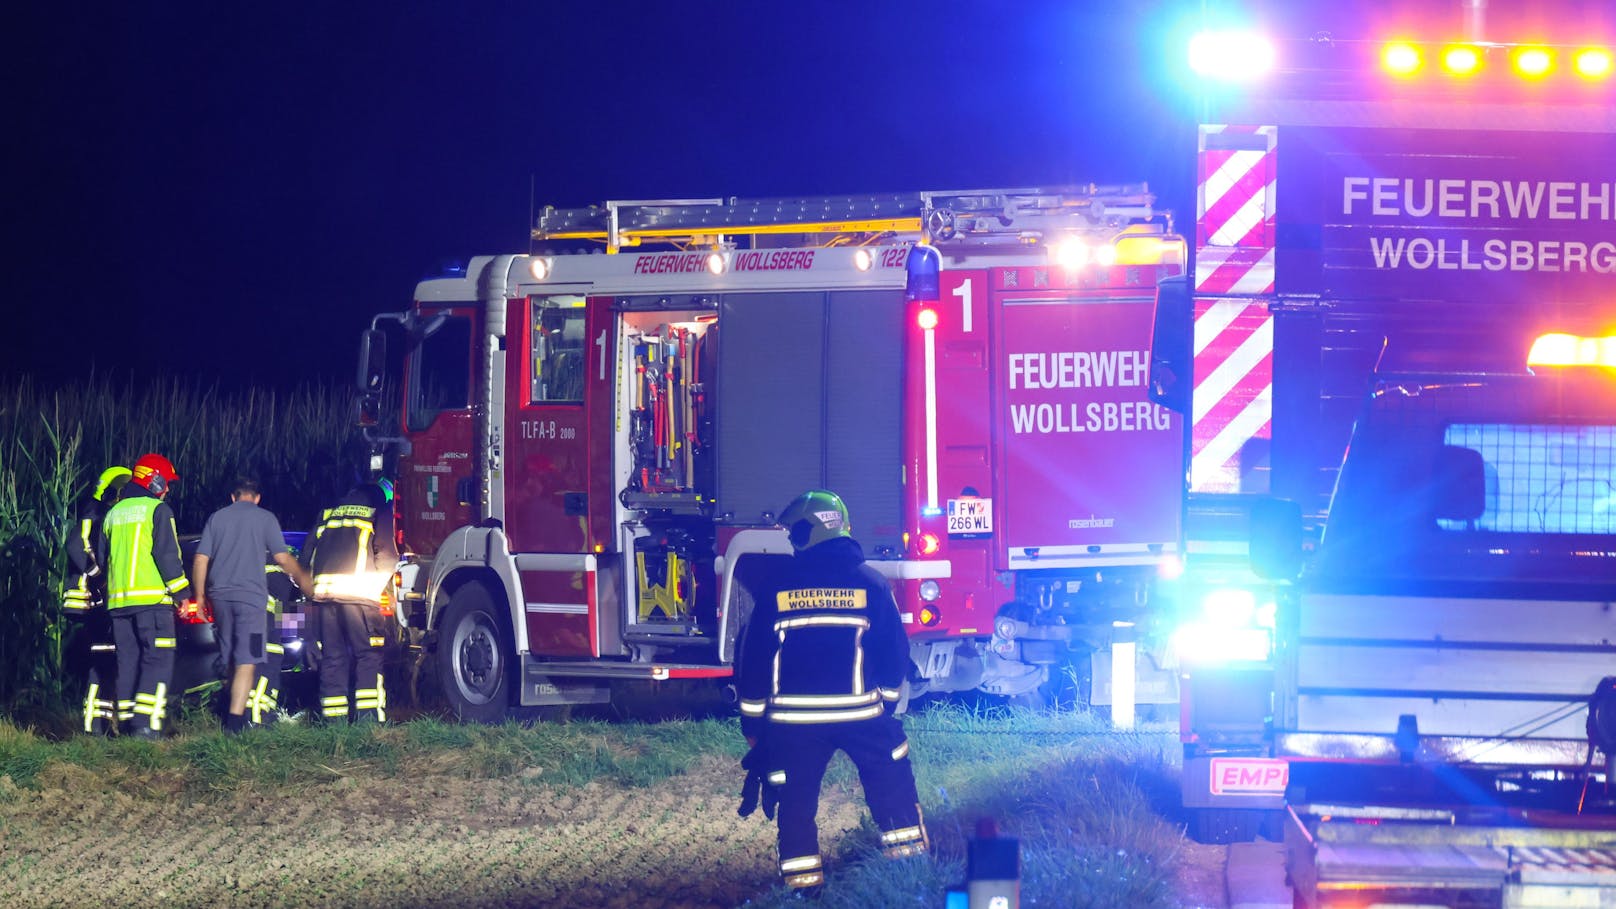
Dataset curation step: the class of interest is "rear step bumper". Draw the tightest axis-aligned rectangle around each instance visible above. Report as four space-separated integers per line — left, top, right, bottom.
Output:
524 659 732 681
518 658 731 707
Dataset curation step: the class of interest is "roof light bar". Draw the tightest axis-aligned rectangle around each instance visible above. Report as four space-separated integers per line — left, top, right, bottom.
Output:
1528 333 1616 368
1377 40 1614 81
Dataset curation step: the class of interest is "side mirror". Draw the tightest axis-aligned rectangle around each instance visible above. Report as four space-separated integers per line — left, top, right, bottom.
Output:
358 329 387 394
409 312 449 344
1149 274 1193 414
1250 497 1303 581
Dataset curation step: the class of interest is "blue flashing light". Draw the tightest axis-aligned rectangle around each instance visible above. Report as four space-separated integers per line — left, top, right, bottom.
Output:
1188 30 1276 82
905 244 941 304
1202 587 1257 626
1167 581 1279 664
921 506 943 517
428 258 468 279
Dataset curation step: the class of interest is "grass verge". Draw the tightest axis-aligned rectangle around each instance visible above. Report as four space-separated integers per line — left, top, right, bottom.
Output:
0 704 1190 908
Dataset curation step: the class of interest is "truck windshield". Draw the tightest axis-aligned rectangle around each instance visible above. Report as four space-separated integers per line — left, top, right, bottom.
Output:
1312 376 1616 592
407 314 472 431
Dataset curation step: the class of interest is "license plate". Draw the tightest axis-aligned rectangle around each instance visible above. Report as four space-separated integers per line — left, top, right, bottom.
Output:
1208 757 1288 795
946 497 993 535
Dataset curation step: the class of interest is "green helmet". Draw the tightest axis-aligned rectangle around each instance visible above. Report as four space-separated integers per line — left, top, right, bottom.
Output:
94 466 133 503
779 489 852 551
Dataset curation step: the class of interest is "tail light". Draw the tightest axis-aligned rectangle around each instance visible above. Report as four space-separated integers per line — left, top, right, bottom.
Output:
378 574 399 618
177 598 214 625
913 532 941 557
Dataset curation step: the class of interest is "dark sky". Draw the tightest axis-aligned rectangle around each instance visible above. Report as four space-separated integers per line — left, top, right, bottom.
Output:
11 1 1612 389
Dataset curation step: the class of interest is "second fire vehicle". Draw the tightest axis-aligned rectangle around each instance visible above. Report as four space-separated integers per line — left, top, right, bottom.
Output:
356 188 1187 720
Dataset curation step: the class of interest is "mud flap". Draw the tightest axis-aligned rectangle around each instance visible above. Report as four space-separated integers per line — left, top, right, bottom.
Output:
519 667 610 707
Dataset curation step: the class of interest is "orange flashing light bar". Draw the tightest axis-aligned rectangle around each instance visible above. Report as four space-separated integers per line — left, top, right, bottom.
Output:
1576 48 1615 79
1513 47 1553 78
1527 333 1616 368
1380 40 1614 81
1442 44 1483 76
1383 41 1422 75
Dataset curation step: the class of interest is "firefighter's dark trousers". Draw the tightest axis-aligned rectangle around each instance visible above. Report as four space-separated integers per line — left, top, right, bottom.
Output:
246 639 284 726
67 608 119 735
317 599 387 723
110 607 176 734
765 714 927 890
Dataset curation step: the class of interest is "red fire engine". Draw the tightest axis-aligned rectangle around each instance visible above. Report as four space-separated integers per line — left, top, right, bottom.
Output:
356 187 1186 721
1151 16 1616 906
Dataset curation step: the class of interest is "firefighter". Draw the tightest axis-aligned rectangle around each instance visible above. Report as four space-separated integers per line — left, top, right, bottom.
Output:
102 453 189 738
304 480 398 724
63 464 132 735
736 489 928 895
250 558 301 724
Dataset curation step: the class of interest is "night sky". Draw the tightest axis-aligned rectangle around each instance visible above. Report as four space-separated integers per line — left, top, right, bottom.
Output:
11 1 1612 390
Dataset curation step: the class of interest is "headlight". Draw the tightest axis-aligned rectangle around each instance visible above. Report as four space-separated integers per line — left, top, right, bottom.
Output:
1172 585 1278 664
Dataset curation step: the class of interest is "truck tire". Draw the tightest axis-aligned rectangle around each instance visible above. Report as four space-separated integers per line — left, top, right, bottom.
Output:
436 583 512 724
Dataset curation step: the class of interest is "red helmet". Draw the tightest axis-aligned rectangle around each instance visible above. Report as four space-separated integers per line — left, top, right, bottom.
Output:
130 453 179 495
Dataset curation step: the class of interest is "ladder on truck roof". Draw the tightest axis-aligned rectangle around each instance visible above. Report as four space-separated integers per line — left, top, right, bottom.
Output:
532 185 1162 253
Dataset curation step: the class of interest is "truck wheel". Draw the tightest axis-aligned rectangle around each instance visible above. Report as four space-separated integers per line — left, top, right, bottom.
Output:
436 583 512 724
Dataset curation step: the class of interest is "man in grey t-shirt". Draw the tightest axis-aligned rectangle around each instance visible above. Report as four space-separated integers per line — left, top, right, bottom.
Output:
192 476 314 733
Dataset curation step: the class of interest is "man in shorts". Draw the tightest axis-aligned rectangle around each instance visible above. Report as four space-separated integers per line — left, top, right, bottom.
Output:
192 476 315 733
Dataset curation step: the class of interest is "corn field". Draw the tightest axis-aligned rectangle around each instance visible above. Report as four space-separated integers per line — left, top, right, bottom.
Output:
0 376 360 727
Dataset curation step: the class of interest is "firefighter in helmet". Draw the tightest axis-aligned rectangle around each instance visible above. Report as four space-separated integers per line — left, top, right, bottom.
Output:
63 465 132 734
303 480 398 724
102 453 189 738
736 490 928 895
250 557 302 724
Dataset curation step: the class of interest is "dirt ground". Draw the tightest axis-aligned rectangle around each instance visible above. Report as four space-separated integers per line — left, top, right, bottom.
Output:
1177 841 1230 909
0 753 1228 909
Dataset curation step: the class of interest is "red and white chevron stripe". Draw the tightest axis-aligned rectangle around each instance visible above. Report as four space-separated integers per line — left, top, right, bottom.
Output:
1192 299 1272 491
1197 126 1276 250
1192 125 1277 493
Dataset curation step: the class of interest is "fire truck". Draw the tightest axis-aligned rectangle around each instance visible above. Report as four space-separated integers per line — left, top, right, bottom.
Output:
1150 17 1616 909
354 188 1187 722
